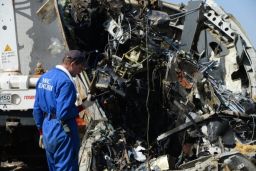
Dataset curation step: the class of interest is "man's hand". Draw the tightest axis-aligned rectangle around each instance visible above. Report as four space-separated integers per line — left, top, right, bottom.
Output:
77 93 95 112
39 135 44 149
81 93 94 108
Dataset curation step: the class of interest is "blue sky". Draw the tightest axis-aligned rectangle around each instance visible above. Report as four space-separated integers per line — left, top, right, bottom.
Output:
165 0 256 48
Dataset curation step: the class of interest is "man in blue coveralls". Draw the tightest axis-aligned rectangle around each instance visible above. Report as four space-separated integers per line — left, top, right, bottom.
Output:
33 50 89 171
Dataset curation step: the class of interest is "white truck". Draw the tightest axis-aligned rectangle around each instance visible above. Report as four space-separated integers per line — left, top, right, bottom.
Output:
0 0 66 124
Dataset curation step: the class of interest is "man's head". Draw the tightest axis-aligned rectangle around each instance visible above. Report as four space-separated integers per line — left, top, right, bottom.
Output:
62 50 86 77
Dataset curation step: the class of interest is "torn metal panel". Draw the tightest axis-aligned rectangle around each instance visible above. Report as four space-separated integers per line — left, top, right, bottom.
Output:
197 29 229 58
205 0 252 46
203 9 236 41
180 1 203 52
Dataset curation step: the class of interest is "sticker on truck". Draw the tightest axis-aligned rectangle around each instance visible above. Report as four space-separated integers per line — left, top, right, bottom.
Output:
0 94 12 105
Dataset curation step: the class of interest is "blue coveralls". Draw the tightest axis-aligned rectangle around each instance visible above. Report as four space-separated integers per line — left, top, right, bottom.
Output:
33 67 80 171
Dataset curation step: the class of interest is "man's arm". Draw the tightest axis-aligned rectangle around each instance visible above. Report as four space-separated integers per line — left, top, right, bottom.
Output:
32 90 44 131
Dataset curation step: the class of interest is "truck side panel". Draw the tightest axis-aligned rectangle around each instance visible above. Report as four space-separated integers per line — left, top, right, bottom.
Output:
15 0 65 75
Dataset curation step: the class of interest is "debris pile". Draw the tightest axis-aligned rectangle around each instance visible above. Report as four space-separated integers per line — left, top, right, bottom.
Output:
58 0 256 170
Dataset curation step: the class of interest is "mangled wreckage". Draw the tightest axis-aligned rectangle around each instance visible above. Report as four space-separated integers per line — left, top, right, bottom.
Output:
55 0 256 170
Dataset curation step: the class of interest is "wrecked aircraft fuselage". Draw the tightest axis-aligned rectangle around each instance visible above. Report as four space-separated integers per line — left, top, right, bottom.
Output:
56 0 256 170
